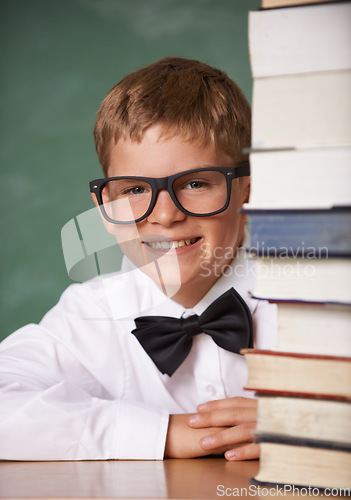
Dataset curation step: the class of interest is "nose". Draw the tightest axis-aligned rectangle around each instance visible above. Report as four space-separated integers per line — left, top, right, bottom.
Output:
146 189 186 226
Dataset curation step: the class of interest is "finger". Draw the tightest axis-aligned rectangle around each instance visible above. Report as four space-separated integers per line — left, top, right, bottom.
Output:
197 396 257 413
225 442 260 461
188 406 257 428
199 422 256 451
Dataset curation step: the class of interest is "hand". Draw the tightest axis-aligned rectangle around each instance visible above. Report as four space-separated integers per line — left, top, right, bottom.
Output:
187 397 259 461
164 413 231 458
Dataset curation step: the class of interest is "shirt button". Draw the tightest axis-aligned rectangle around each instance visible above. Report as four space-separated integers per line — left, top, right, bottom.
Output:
206 385 216 396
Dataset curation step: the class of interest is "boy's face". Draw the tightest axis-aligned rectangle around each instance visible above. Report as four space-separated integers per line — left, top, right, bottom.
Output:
98 125 250 307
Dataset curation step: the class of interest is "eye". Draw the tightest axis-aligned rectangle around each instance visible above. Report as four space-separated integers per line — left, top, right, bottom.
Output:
128 186 147 195
184 180 207 190
119 184 150 196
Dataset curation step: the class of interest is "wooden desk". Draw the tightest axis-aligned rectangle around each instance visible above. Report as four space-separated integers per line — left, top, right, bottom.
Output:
0 458 259 499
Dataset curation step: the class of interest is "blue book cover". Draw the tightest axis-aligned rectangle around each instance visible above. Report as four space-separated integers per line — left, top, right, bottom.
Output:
243 207 351 256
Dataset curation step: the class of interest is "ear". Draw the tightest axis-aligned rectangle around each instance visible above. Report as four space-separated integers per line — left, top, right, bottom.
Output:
91 193 116 236
240 178 250 224
240 177 250 205
244 178 250 204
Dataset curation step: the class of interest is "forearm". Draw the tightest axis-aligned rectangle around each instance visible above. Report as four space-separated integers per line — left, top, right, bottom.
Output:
0 381 168 461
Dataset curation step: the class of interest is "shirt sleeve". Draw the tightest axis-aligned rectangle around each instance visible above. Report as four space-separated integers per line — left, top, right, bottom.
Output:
0 323 169 461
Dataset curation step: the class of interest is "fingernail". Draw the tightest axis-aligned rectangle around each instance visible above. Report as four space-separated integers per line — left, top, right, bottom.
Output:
197 403 207 412
201 436 216 449
188 415 200 425
225 450 237 461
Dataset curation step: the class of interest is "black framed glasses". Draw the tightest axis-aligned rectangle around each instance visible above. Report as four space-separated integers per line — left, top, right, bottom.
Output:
90 162 250 225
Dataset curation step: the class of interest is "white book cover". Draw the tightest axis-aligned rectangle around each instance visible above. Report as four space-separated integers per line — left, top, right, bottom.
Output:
246 147 351 209
249 1 351 78
251 70 351 149
252 257 351 303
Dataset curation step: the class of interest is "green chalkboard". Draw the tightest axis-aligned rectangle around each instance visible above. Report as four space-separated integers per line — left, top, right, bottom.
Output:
0 0 260 342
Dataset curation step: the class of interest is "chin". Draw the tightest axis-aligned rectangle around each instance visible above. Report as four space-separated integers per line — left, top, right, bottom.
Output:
136 252 184 299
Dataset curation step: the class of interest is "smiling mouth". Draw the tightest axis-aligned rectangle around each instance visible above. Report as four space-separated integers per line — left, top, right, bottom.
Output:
143 237 201 250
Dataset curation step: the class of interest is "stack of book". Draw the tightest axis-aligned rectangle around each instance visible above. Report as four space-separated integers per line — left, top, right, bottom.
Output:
242 0 351 491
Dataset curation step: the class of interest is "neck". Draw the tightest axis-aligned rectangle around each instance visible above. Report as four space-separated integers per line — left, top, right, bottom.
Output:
169 274 221 309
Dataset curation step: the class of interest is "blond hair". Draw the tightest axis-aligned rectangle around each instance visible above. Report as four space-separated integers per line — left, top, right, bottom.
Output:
94 57 251 176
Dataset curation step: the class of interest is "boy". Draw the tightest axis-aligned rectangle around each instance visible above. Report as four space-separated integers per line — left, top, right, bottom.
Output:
0 57 277 461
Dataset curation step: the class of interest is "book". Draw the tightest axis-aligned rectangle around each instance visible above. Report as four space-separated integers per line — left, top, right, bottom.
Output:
251 255 351 303
248 0 351 493
273 301 351 356
253 437 351 490
255 394 351 444
244 148 351 209
244 208 351 256
249 2 351 78
261 0 341 8
241 349 351 399
251 69 351 149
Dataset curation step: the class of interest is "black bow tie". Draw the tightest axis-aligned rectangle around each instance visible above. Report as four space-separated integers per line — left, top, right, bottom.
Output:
131 287 253 376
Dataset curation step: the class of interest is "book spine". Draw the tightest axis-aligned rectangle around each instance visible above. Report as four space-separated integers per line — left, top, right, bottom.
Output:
244 209 351 256
253 434 351 452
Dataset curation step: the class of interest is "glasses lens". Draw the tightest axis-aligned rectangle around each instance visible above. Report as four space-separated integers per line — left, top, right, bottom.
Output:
173 170 227 215
101 179 152 222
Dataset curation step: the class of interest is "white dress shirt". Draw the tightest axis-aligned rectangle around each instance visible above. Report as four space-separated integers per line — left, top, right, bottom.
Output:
0 245 277 461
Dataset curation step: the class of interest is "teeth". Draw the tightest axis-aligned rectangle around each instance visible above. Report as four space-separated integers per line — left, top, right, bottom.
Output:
147 238 197 249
